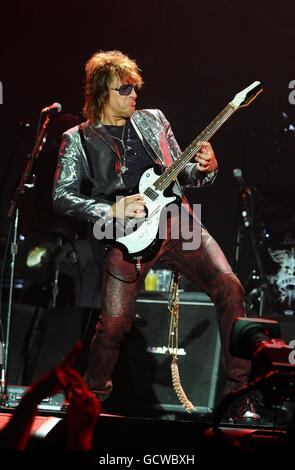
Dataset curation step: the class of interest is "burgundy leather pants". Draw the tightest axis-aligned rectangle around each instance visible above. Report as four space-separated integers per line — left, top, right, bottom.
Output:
85 219 251 399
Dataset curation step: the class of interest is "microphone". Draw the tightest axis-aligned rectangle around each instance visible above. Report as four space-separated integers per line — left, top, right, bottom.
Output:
41 102 62 114
232 168 252 195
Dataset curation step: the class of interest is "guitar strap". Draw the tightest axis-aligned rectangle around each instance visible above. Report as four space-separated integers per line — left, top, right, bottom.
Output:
79 124 95 179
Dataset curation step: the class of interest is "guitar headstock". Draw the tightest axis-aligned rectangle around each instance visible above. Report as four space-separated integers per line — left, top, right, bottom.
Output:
231 81 263 109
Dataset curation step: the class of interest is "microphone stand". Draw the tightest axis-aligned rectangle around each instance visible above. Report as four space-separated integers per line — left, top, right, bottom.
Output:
232 219 243 276
237 188 268 317
0 115 51 404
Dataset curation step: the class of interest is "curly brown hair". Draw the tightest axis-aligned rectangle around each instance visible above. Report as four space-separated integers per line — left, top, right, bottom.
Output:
83 50 143 121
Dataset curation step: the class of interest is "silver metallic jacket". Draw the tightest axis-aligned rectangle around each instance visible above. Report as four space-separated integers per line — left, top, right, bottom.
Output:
53 109 217 223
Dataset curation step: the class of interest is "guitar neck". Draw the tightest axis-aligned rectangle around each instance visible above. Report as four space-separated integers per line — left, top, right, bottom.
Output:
154 103 236 191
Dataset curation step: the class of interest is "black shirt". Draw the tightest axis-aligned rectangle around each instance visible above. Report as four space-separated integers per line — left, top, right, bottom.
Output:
104 121 157 191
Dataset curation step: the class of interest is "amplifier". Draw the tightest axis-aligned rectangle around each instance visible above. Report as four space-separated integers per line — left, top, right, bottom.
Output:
104 292 224 417
3 385 65 412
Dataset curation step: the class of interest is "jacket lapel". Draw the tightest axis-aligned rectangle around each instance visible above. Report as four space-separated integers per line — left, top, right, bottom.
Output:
131 111 164 164
88 113 165 165
89 121 118 155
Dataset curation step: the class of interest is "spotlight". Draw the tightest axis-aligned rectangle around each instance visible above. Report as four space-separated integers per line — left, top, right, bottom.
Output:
230 317 295 406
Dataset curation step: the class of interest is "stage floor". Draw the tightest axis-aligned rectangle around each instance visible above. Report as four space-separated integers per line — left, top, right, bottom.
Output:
0 404 294 465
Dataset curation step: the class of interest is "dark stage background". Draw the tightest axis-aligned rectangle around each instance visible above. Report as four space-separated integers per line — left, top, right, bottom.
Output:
0 0 295 297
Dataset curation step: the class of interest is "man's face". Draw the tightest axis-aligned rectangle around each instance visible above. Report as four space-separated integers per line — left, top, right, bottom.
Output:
103 77 137 119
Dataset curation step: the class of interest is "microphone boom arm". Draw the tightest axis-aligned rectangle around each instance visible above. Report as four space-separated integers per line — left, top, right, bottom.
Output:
8 115 51 219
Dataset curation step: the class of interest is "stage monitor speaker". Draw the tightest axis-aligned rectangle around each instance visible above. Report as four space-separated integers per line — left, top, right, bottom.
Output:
30 306 86 382
1 304 100 386
104 293 225 417
1 303 46 385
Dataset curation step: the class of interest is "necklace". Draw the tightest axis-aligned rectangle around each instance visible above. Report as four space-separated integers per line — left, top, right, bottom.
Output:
111 123 129 173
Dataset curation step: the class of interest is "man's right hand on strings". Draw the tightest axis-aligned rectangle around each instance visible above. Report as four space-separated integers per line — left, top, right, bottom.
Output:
108 194 146 219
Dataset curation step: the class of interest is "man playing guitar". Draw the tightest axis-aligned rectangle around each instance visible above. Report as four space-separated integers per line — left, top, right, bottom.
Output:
53 50 261 422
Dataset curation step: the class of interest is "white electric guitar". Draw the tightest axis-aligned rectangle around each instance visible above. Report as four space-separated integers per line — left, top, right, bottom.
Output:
99 81 263 261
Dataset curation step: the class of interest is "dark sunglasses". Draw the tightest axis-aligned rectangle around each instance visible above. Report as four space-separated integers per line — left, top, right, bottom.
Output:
110 84 137 96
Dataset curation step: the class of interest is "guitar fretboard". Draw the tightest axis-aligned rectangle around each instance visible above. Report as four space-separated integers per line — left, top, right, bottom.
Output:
154 103 236 191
